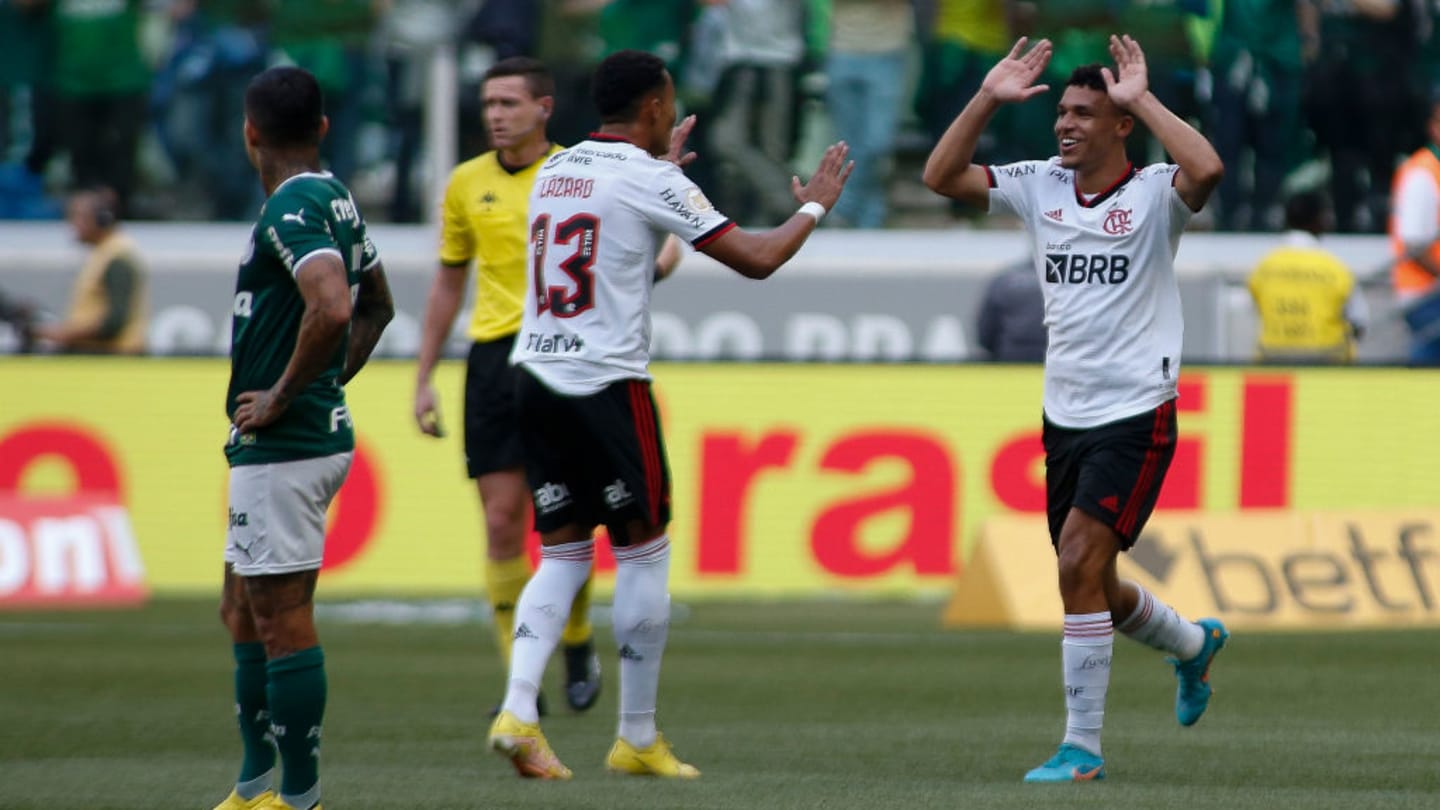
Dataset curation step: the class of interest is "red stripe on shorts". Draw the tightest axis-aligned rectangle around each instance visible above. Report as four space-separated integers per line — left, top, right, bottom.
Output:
1116 400 1172 537
629 381 662 526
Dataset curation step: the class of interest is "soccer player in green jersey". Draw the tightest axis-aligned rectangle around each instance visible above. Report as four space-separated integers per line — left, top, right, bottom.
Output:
212 66 394 810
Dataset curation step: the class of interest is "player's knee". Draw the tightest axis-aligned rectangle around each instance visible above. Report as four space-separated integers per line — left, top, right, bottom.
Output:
1055 538 1105 597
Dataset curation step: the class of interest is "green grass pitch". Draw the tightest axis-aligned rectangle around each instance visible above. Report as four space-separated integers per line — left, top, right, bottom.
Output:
1 599 1437 809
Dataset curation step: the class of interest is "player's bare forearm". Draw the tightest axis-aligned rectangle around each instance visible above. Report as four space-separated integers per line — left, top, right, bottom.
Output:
415 263 467 384
271 257 353 408
340 268 395 385
702 215 817 279
271 304 349 410
922 89 1002 205
1128 91 1223 210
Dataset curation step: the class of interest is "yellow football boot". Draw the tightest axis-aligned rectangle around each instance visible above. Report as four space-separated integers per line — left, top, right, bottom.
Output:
211 789 275 810
488 710 573 780
605 733 700 778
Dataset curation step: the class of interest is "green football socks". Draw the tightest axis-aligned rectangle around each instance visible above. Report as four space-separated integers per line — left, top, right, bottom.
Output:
233 642 275 791
266 647 326 809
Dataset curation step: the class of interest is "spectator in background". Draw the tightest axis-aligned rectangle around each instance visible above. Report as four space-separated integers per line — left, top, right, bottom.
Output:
377 0 455 222
0 0 59 219
704 0 809 225
1389 92 1440 365
1210 0 1313 231
1306 0 1421 232
269 0 381 186
153 0 268 220
32 188 148 354
48 0 150 213
976 258 1046 361
825 0 913 228
537 0 606 148
1248 189 1368 363
917 0 1022 169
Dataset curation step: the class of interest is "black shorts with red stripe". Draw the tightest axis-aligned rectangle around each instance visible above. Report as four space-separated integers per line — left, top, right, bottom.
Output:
515 367 671 546
1042 399 1177 549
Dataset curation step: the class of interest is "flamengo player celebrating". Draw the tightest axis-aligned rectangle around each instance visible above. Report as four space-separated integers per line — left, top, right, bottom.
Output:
485 49 852 780
923 35 1229 783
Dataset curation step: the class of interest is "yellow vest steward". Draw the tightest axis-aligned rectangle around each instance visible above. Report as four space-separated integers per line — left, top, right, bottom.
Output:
1390 147 1440 298
1248 243 1356 362
66 231 147 354
439 145 562 343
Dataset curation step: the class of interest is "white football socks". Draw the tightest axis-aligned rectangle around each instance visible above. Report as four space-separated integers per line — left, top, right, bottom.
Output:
1116 582 1204 660
1061 612 1113 757
500 539 594 723
612 535 672 749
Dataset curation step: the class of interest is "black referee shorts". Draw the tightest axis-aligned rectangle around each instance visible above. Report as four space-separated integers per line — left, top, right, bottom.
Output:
462 335 524 478
1043 399 1177 549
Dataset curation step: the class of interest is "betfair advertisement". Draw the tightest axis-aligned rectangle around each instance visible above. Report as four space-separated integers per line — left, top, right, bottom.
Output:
1 359 1436 627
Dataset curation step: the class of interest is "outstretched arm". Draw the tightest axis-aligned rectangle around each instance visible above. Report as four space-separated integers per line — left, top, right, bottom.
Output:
923 37 1052 208
700 142 854 279
1103 35 1222 212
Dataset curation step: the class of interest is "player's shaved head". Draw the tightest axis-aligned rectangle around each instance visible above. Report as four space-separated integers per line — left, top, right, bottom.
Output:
244 66 325 149
592 50 668 124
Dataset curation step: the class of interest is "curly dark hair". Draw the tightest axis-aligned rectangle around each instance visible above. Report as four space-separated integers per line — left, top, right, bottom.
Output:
592 49 668 124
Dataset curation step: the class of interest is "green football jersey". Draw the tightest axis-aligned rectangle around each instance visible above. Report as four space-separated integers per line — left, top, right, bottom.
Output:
225 172 379 467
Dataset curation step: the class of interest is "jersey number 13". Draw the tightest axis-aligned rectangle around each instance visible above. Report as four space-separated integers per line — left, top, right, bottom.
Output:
531 213 598 317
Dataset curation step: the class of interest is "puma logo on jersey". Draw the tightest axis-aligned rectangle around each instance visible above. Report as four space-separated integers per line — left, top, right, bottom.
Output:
281 209 306 225
1045 253 1131 285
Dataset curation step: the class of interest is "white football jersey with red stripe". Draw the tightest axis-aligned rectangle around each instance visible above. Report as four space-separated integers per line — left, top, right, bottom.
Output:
512 135 734 395
988 158 1192 428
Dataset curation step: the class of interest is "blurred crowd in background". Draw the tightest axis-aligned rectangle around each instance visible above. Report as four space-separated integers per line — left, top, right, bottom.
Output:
3 0 1439 232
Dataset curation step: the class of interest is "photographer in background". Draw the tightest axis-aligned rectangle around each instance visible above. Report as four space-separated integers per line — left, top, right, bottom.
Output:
32 187 148 354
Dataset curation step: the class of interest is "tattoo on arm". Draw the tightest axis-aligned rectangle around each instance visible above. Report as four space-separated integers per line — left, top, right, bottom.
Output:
340 263 395 385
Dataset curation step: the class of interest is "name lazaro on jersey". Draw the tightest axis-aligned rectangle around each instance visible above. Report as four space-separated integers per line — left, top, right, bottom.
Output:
988 158 1193 429
225 172 380 466
511 136 734 395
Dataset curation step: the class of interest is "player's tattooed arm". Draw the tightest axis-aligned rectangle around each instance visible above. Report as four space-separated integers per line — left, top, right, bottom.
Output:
340 262 395 385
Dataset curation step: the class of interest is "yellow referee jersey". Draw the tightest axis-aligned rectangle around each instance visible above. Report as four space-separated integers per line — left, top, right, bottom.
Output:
1248 232 1363 362
439 145 562 342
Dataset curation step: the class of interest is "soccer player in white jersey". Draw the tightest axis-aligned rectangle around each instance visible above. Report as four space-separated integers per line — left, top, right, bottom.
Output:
486 49 852 780
923 35 1228 783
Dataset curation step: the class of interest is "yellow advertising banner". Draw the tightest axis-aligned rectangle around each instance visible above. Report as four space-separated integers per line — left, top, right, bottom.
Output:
945 510 1440 630
0 359 1437 600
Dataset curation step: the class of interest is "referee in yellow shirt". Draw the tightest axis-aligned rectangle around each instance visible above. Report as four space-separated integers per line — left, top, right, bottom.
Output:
1248 190 1369 363
414 57 681 714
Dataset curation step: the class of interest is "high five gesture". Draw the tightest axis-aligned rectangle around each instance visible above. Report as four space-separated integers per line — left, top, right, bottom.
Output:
1101 35 1149 110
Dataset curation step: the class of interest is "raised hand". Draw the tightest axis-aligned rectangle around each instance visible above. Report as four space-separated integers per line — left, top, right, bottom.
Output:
1102 34 1149 109
665 114 698 168
981 37 1052 104
791 141 854 210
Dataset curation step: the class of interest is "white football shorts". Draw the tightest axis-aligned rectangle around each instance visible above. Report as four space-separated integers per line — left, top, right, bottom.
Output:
225 451 353 576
